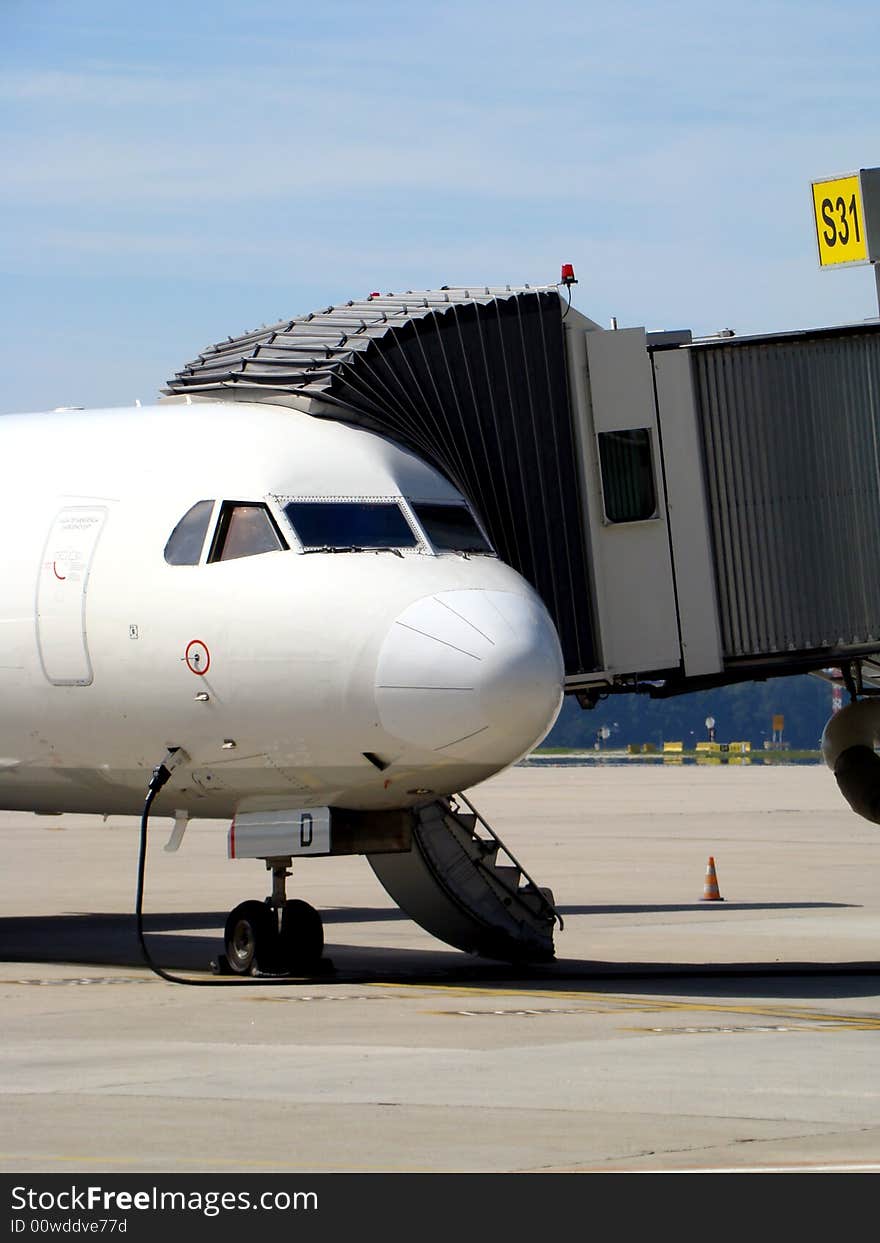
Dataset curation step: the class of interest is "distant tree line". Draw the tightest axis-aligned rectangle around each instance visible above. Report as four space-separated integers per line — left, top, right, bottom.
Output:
545 674 836 751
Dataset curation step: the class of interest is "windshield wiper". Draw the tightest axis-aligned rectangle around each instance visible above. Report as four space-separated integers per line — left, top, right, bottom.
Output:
302 545 359 553
302 545 404 556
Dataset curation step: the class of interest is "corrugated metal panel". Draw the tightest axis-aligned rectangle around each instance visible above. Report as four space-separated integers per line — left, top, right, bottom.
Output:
166 287 599 675
691 326 880 659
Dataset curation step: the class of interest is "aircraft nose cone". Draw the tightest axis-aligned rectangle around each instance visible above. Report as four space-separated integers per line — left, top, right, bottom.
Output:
375 589 564 763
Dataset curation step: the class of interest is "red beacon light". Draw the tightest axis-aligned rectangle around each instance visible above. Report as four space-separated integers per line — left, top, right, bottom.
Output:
560 263 577 287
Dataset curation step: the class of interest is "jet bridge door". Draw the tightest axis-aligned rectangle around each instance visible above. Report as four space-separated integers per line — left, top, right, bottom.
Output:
36 505 108 686
573 327 682 676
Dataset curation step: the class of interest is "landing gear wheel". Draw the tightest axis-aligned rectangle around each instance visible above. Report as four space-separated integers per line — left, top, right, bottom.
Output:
279 899 324 971
224 900 277 975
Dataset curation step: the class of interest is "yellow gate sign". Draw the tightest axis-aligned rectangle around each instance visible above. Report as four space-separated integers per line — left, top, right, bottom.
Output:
811 169 880 268
812 174 868 266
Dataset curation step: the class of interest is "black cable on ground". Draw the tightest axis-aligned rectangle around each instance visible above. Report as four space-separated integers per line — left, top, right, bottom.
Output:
135 755 307 987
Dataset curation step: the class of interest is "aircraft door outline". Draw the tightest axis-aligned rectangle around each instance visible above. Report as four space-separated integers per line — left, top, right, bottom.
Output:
36 505 108 686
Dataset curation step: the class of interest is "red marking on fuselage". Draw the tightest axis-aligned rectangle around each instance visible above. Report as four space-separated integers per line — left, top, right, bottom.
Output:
185 639 211 676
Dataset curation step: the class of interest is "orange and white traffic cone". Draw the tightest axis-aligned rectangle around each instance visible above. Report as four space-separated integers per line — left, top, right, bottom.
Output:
701 856 724 901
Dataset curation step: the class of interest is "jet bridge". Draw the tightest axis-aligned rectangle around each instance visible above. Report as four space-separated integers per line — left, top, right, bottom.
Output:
166 286 880 701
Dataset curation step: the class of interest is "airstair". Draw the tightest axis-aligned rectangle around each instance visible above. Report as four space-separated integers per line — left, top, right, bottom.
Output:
366 795 562 962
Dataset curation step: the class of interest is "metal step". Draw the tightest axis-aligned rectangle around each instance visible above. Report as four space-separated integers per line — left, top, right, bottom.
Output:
366 797 562 962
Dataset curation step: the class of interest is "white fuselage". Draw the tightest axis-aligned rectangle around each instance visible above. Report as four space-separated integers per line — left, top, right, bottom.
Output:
0 400 563 818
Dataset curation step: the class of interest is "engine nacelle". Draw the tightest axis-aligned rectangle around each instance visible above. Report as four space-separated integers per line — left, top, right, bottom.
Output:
822 699 880 825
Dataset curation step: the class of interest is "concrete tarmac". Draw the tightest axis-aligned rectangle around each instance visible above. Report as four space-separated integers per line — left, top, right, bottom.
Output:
2 759 880 1173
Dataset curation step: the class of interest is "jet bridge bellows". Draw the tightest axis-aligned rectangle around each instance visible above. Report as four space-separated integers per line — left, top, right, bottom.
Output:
166 288 597 674
166 288 880 698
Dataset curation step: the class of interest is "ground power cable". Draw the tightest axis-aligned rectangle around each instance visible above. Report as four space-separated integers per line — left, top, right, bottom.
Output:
135 750 311 988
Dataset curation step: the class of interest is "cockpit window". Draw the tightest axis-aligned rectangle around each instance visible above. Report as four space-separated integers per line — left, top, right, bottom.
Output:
164 500 214 565
283 501 419 551
411 503 494 554
209 502 286 562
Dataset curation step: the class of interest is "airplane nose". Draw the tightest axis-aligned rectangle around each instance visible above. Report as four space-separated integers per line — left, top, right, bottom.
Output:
375 589 564 763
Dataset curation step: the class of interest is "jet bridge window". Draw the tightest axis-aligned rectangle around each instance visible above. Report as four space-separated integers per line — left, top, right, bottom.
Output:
411 503 494 554
209 502 286 562
164 499 214 565
597 429 657 523
283 501 419 550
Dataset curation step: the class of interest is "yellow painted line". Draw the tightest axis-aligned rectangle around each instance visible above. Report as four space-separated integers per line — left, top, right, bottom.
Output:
426 1011 880 1030
621 1022 880 1033
368 982 880 1028
422 1007 602 1017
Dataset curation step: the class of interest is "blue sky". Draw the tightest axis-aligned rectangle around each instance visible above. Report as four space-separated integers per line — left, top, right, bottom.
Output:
2 0 879 412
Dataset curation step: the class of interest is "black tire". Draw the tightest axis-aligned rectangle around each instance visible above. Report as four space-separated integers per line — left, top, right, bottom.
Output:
279 899 324 971
224 900 276 975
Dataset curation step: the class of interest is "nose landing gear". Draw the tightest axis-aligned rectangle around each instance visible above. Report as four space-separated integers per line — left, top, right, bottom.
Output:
218 856 326 976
